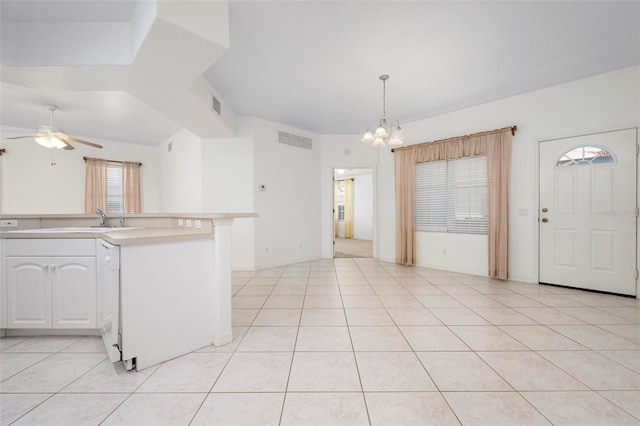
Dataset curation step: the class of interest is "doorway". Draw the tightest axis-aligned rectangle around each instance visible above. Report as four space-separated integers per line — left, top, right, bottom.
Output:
333 168 374 258
538 128 637 296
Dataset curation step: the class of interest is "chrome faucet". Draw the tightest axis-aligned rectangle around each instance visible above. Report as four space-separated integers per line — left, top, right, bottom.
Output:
96 208 106 227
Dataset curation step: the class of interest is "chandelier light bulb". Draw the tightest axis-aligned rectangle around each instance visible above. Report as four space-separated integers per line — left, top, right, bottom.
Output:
374 125 388 139
361 130 374 142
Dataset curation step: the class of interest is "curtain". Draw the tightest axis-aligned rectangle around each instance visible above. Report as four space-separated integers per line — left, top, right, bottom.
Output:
122 161 141 213
395 148 417 265
393 127 512 279
84 158 108 214
0 150 3 214
486 132 512 279
343 178 354 239
334 180 339 238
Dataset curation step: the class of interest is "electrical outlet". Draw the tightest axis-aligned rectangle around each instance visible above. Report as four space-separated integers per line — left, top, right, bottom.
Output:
194 220 202 229
185 219 192 228
178 219 184 227
0 220 18 227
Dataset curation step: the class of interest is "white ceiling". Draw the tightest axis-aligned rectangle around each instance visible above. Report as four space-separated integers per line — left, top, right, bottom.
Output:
1 1 639 145
205 1 640 134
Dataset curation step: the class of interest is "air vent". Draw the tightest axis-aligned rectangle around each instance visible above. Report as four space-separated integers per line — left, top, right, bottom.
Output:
211 94 221 115
278 131 312 150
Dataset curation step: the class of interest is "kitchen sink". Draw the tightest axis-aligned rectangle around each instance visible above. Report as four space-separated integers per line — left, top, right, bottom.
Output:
8 227 143 233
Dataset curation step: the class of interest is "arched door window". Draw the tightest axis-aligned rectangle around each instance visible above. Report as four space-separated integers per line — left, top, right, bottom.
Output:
556 145 615 167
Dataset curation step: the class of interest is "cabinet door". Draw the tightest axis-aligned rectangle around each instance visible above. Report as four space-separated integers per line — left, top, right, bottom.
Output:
6 257 51 328
51 257 97 328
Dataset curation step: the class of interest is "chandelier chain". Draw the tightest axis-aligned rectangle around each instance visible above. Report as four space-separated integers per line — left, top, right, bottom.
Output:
382 78 386 118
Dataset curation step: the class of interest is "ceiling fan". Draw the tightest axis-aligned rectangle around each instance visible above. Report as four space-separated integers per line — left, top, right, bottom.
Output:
6 104 103 150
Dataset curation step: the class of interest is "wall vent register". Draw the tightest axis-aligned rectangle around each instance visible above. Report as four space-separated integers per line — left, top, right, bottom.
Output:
278 131 312 150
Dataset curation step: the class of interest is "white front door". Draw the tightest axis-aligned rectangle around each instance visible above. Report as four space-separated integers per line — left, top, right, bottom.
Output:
539 128 637 296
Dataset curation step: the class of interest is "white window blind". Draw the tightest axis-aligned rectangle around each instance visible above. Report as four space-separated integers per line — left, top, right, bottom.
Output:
106 163 123 214
415 156 488 234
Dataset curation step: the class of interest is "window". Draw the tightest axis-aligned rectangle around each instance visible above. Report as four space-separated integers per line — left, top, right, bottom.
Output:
85 158 141 215
556 145 614 167
415 156 488 234
106 163 123 214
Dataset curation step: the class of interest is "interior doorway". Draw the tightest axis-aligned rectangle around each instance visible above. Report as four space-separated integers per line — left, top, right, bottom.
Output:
333 168 374 258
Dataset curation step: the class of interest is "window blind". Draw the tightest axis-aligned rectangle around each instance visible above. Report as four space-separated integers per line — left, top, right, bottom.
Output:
415 156 488 234
106 163 123 214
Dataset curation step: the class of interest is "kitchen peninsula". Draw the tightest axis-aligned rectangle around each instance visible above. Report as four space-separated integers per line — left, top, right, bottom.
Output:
0 213 256 370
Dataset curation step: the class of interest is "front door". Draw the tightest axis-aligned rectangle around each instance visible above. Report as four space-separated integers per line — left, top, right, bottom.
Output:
539 128 637 296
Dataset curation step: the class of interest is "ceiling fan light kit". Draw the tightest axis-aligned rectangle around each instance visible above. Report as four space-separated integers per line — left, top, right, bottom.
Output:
362 74 404 147
6 104 103 150
35 124 66 149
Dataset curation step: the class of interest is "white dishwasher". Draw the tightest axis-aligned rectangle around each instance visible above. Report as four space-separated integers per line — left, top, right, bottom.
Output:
97 239 121 364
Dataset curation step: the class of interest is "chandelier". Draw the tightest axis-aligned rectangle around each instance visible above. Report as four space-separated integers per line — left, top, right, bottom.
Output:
361 74 403 146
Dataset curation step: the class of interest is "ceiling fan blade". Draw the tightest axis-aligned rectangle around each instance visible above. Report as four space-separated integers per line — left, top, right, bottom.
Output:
65 135 103 149
5 135 37 139
62 141 75 150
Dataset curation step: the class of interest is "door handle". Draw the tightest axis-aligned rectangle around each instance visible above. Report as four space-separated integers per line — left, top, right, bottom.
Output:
541 208 548 213
541 218 549 223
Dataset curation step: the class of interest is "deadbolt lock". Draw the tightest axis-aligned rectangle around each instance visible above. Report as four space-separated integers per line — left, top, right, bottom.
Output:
541 218 549 223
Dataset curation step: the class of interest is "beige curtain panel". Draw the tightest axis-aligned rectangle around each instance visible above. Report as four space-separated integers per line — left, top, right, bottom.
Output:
0 151 4 214
344 178 354 239
393 126 513 279
334 180 339 238
122 161 142 214
84 158 108 214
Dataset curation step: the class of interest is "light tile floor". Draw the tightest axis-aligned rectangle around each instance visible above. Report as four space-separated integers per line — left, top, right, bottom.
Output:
1 258 640 425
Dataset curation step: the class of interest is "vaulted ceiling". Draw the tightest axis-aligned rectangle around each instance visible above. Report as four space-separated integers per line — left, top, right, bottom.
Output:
1 1 639 145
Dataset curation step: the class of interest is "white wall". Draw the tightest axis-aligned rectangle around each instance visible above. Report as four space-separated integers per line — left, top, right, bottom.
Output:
0 126 160 214
157 128 202 213
321 65 640 281
415 233 487 275
252 118 321 268
201 117 256 270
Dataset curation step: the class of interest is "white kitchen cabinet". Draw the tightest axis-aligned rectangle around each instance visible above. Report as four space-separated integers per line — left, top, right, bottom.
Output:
6 257 51 328
6 256 96 329
4 239 97 330
51 257 97 328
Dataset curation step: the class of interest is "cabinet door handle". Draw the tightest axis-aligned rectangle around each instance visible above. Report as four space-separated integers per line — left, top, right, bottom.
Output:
50 264 56 269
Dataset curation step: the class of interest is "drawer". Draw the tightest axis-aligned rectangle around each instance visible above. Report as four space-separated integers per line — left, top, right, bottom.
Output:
6 239 96 256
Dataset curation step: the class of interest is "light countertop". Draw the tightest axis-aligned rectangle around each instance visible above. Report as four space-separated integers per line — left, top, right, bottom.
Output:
0 212 257 245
